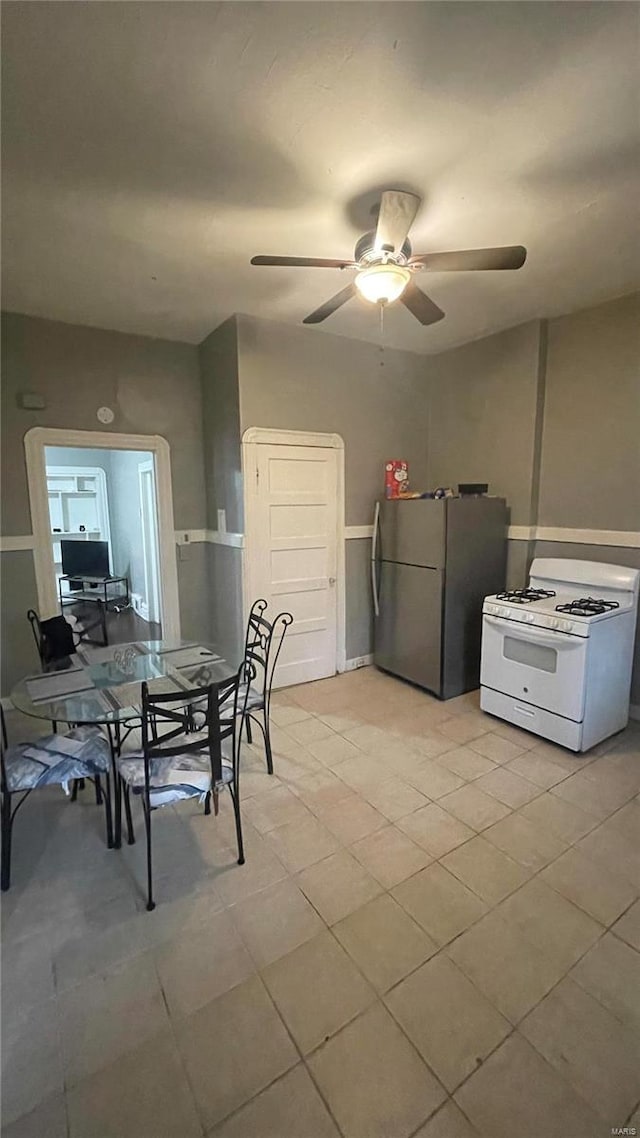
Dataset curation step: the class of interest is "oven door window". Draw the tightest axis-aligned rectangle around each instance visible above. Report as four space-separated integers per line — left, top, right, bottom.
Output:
503 636 557 674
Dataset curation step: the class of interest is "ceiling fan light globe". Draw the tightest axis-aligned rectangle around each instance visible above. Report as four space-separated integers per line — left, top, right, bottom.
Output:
355 264 411 305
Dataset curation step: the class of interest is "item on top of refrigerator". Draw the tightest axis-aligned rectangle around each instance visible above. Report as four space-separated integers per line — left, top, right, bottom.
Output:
385 460 409 499
433 486 455 499
458 483 489 496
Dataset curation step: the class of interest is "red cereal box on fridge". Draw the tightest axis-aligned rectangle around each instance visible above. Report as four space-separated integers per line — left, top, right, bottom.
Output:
385 460 409 499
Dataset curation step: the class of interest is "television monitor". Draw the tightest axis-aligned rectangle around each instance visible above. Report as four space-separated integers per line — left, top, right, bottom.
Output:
61 539 110 579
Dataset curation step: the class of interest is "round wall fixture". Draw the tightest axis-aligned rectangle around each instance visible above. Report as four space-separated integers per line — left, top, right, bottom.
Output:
97 406 114 424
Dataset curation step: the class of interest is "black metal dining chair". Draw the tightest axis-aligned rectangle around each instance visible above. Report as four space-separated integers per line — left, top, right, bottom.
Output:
116 671 246 911
27 609 76 671
237 600 293 774
26 608 107 799
27 605 107 672
0 707 113 891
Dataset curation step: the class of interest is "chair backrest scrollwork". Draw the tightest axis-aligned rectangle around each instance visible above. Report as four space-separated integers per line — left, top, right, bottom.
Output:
242 599 293 714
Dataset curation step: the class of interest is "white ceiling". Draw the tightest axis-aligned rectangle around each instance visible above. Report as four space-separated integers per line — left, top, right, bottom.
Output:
2 2 638 354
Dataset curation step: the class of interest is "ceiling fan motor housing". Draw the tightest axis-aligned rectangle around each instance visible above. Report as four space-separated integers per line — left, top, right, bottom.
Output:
354 231 412 266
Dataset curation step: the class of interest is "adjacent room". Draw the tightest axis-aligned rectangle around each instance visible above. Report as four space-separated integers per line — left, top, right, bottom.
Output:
44 444 162 645
1 3 639 1138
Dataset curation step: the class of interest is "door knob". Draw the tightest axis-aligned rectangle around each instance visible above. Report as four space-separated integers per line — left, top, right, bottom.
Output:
328 577 336 586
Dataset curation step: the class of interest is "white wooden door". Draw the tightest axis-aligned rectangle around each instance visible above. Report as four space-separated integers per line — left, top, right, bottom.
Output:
247 443 338 687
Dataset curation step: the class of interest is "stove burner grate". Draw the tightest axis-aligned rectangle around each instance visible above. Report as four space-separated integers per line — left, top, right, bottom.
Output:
555 597 620 617
496 588 556 605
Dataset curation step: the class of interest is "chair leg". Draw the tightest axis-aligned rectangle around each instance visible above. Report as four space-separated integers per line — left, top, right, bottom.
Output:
108 725 122 849
229 785 245 865
143 795 155 911
94 775 103 806
114 773 123 849
124 784 135 845
263 710 274 776
1 792 13 891
204 791 211 816
102 775 114 849
70 779 79 802
245 715 253 744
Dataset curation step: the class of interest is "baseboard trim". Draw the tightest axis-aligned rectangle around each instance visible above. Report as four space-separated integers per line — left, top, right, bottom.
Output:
344 654 374 671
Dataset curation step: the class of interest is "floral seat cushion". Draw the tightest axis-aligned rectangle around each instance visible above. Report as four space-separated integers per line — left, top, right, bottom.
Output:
118 747 234 808
4 726 110 793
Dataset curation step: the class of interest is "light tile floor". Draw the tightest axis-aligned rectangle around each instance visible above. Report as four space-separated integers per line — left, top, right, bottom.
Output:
2 666 639 1137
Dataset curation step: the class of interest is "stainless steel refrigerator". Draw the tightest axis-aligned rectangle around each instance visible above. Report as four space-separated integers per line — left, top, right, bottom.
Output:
371 496 507 699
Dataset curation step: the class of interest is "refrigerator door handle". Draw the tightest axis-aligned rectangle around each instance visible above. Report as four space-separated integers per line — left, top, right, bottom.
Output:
371 501 380 617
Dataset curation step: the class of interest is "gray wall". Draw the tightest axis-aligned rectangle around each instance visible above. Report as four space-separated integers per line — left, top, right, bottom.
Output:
198 316 244 663
1 311 207 693
424 292 640 701
236 314 431 659
425 320 544 526
538 292 640 530
237 315 430 526
199 316 243 534
345 539 373 660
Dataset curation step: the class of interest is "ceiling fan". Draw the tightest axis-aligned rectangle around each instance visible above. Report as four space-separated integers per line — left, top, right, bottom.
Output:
250 190 527 326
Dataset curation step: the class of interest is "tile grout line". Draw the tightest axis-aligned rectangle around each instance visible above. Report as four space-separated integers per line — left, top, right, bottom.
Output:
4 686 638 1132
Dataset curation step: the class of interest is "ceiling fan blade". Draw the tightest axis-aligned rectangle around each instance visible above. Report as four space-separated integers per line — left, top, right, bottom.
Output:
374 190 421 255
251 255 355 268
400 282 445 326
303 283 356 324
411 245 527 272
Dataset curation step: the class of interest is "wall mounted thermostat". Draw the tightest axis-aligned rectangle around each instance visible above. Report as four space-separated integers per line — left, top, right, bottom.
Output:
97 406 114 424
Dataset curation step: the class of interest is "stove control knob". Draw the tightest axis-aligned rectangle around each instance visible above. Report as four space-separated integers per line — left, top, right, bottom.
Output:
550 618 560 629
524 612 535 623
560 619 573 633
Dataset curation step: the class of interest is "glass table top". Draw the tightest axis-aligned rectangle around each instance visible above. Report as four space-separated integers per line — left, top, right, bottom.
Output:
11 641 236 725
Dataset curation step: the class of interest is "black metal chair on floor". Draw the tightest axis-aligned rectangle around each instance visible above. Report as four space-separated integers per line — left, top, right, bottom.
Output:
27 605 106 672
237 600 293 775
27 609 76 672
0 708 113 891
116 671 246 911
26 608 107 801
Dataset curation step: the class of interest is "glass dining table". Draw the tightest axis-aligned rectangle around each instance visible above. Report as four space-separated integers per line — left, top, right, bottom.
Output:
11 640 236 729
11 640 237 848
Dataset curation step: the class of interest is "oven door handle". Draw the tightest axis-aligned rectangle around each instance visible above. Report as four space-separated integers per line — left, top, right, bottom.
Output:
484 615 583 650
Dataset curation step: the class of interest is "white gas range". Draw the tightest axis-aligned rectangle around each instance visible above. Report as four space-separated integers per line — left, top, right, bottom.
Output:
480 558 640 752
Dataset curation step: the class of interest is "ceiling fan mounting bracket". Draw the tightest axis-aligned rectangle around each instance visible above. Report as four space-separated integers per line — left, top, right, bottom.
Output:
354 231 412 267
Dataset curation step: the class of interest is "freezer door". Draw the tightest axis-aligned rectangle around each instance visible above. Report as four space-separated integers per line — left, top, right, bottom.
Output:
378 498 446 568
374 561 443 694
